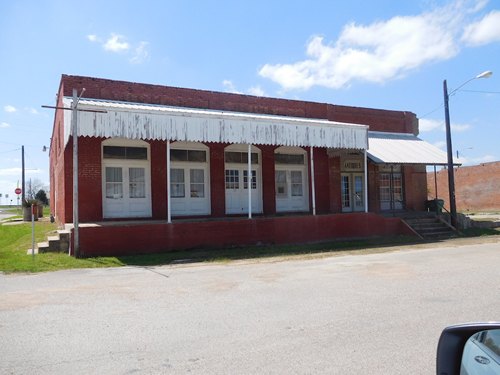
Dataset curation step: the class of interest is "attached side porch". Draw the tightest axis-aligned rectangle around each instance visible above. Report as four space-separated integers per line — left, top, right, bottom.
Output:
70 212 416 257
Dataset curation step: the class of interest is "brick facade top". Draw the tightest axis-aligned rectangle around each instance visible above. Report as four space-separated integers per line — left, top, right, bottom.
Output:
59 75 418 134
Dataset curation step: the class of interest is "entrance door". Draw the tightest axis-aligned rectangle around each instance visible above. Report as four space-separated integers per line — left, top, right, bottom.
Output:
224 147 262 215
275 169 308 212
103 165 151 218
225 168 261 214
102 141 151 219
341 173 365 213
379 172 404 211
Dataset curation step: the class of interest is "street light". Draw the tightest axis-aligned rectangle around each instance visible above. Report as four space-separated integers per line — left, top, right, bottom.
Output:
443 70 492 228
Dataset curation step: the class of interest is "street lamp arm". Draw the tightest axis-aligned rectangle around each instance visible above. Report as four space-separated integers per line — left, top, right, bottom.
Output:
448 71 493 96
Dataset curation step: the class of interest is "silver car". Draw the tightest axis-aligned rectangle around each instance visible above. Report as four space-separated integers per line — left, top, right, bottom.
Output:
461 329 500 375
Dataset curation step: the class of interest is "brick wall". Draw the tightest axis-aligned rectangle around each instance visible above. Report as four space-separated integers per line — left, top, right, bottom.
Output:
49 82 68 223
208 143 226 217
367 163 379 213
260 145 278 215
311 148 331 214
77 213 416 257
150 140 167 219
328 156 342 213
427 161 500 212
60 75 417 134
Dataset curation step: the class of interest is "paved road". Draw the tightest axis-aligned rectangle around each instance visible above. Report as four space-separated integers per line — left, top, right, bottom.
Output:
1 238 499 374
0 209 17 222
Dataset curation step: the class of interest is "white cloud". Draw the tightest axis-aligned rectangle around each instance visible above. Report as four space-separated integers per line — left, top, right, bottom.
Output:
259 1 489 90
462 10 500 46
248 86 266 96
130 41 150 64
451 123 471 132
420 118 443 132
433 141 447 150
467 0 489 13
0 122 11 128
222 80 243 94
25 107 38 115
4 105 16 113
0 167 21 176
103 33 130 52
88 33 150 64
471 154 496 163
419 118 471 133
459 154 496 166
222 81 267 96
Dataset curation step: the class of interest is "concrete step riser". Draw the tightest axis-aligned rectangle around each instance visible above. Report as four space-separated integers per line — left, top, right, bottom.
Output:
405 220 442 225
404 217 456 239
32 231 71 254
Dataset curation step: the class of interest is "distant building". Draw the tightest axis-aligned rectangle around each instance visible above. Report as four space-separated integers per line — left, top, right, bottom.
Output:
49 75 448 256
428 161 500 212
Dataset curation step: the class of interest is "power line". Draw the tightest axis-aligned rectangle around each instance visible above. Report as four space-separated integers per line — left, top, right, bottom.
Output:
419 88 497 119
420 102 444 118
457 89 500 94
0 148 21 154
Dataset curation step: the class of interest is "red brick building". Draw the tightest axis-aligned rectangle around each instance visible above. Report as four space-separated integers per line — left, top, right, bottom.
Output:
428 161 500 212
50 75 448 256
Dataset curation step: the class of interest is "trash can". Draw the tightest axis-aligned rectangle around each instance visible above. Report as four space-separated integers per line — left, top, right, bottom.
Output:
435 199 444 213
425 199 444 213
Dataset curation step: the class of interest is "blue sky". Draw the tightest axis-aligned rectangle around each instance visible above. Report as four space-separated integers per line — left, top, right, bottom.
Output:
0 0 499 203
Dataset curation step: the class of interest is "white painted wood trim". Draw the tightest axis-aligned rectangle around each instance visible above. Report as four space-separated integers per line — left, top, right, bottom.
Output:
364 149 368 213
248 144 252 219
310 147 316 216
167 140 171 223
63 98 368 150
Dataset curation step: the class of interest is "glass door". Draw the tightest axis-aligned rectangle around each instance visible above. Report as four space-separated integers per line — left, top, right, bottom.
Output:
379 172 404 211
225 168 260 214
341 173 365 212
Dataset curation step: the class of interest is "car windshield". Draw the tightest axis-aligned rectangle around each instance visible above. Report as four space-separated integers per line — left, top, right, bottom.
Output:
482 330 500 358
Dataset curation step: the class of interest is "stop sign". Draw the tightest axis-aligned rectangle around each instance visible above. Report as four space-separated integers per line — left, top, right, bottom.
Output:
15 188 22 195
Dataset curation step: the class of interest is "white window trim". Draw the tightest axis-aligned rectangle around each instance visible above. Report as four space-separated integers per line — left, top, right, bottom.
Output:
169 141 211 216
224 144 263 214
101 138 152 218
274 146 309 213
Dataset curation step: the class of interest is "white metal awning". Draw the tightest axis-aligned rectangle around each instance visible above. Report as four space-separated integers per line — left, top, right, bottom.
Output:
367 131 451 165
62 98 368 149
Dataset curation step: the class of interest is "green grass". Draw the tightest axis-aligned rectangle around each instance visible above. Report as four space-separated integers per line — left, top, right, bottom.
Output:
0 219 418 273
1 208 498 273
0 222 124 273
460 227 500 237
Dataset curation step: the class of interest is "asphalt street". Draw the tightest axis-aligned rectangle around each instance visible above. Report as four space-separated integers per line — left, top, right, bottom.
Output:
0 209 16 221
1 238 499 374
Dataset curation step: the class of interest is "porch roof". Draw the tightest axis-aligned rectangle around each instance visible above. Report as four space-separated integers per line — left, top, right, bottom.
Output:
367 131 452 165
62 97 368 149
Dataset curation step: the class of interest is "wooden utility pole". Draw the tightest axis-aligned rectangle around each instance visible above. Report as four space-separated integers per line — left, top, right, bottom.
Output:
42 89 106 257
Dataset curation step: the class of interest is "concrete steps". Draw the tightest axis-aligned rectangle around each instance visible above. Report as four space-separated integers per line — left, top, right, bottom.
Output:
403 216 457 239
27 230 70 254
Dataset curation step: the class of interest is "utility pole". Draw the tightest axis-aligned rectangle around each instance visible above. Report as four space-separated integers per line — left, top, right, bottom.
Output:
72 89 80 257
22 145 25 204
42 89 105 258
443 79 457 228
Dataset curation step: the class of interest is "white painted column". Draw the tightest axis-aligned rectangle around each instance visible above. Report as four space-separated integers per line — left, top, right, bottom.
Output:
248 143 252 219
364 149 368 213
310 147 316 215
71 89 80 257
167 140 171 224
